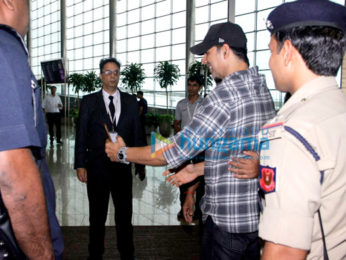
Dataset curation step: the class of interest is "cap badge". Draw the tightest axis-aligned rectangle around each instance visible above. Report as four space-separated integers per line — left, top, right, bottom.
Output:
266 19 274 30
218 38 225 43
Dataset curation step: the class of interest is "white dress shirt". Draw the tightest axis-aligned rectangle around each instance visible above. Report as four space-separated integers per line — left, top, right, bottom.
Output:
102 88 121 126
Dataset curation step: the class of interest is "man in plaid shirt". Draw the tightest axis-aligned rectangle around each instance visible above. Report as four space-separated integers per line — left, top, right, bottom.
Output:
105 22 275 259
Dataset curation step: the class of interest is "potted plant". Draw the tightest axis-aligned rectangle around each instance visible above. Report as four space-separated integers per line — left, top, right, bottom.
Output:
154 61 180 113
154 61 180 137
144 112 160 134
67 73 85 106
188 60 213 97
82 71 102 93
158 113 174 137
121 63 145 94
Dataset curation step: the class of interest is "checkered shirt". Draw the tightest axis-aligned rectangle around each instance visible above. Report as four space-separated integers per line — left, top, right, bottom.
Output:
164 67 276 233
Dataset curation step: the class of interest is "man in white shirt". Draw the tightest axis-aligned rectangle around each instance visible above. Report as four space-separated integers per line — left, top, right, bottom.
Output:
42 86 63 144
174 75 204 221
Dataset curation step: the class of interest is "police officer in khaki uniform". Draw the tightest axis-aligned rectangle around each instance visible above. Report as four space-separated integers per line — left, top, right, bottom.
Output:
258 1 346 259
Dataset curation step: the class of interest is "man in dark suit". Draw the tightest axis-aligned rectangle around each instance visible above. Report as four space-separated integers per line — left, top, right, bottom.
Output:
74 57 144 260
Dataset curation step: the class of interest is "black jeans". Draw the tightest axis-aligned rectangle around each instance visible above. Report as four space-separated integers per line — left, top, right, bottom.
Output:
202 216 260 260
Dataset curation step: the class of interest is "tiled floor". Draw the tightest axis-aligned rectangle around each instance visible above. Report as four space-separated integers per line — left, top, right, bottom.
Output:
47 124 184 226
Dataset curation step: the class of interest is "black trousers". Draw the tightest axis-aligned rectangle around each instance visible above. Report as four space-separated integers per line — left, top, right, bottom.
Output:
46 112 61 142
87 160 134 260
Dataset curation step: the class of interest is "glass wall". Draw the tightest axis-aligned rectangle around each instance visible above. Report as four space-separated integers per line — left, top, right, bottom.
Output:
193 0 228 94
234 0 344 110
31 0 61 78
66 0 110 74
115 0 187 108
30 0 344 109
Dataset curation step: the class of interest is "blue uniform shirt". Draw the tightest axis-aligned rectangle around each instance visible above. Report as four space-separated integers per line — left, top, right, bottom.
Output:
0 25 64 258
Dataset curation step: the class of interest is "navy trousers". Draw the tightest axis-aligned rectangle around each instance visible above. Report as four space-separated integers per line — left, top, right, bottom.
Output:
202 216 260 260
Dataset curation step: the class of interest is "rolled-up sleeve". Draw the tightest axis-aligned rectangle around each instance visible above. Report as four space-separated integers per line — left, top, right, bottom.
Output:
164 101 230 169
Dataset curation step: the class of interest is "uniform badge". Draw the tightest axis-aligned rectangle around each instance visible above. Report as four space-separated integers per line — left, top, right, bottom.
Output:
259 165 276 194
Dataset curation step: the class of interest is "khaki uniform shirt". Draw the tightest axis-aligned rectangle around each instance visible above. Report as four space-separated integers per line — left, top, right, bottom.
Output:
258 77 346 259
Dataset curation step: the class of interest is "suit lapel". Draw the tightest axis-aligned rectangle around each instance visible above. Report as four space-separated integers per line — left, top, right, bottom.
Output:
117 91 127 128
96 90 111 126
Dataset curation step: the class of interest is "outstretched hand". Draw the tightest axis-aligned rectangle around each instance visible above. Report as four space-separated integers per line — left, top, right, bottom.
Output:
163 164 199 187
229 151 259 179
105 135 126 162
183 194 195 223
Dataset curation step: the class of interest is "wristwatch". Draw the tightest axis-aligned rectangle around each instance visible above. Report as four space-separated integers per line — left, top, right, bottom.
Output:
117 146 129 164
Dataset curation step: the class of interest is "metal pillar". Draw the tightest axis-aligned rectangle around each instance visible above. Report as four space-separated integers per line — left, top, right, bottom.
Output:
185 0 195 97
110 0 117 57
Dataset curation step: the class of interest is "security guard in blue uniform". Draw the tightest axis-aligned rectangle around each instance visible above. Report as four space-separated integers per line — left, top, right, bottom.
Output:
258 1 346 259
0 0 64 258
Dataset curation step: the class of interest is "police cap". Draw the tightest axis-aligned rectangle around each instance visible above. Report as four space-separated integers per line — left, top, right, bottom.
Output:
266 0 346 34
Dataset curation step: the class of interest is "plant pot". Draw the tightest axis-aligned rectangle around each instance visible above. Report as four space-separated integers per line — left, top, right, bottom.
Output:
159 120 171 137
145 125 157 135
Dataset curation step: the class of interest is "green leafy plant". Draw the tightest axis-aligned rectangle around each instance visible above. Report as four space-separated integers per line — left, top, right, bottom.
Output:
121 63 145 94
145 112 160 128
67 73 85 102
158 114 174 124
188 60 213 96
83 71 102 93
68 72 102 106
154 61 180 113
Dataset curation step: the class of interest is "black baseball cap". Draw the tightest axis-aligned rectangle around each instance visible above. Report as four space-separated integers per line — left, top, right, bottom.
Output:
266 0 346 34
190 22 247 55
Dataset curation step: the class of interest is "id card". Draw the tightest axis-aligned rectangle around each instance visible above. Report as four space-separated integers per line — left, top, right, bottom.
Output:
109 131 118 143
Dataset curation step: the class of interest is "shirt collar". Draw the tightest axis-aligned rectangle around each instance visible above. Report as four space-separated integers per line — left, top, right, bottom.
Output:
102 88 119 100
278 76 338 116
0 24 28 57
